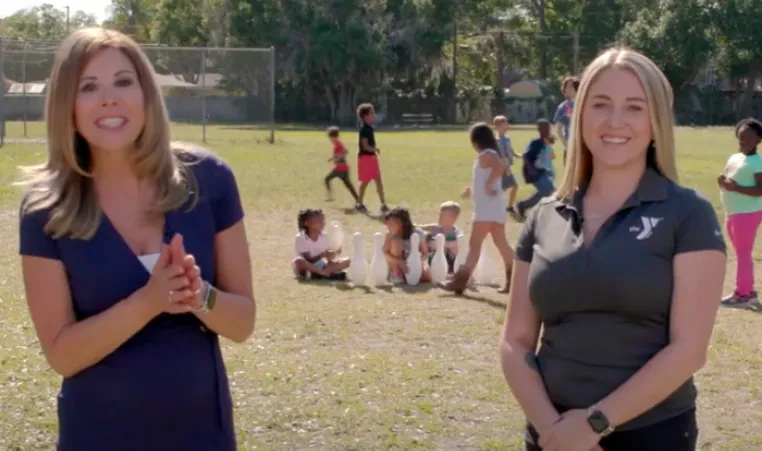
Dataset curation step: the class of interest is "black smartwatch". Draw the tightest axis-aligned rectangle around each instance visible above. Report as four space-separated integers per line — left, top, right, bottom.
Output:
586 406 615 437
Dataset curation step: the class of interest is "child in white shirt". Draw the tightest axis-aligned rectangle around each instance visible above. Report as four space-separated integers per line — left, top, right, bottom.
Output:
292 208 350 280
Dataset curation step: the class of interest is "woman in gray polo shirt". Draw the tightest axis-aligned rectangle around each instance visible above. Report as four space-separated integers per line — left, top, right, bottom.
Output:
500 48 727 451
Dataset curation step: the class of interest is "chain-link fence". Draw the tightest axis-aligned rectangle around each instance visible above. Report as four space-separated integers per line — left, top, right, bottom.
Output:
0 39 275 146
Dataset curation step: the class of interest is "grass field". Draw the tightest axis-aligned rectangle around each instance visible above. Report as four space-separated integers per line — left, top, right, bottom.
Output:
0 122 760 450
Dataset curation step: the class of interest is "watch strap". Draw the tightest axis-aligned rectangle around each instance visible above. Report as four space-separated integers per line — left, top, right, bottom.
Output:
197 281 216 313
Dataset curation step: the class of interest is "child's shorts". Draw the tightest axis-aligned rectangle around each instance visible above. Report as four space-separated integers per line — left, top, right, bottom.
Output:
358 154 381 183
502 173 517 190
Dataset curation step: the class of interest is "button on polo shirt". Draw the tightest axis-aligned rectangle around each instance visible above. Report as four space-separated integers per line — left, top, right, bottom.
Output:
515 168 726 431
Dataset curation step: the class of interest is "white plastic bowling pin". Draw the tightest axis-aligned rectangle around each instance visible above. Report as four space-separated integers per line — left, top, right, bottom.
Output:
430 234 448 283
453 233 467 273
405 233 423 285
328 221 343 251
348 232 368 285
370 232 389 286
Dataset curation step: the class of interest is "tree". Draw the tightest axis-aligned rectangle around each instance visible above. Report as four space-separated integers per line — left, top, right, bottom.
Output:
618 0 714 91
104 0 159 42
711 0 762 118
151 0 210 83
0 5 97 83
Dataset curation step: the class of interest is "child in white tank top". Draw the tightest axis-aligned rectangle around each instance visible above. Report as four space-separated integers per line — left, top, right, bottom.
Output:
442 123 516 294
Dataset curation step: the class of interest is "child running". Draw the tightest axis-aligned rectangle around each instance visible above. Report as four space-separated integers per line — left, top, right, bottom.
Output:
443 123 515 294
553 75 579 165
515 119 556 220
419 201 462 274
493 115 521 216
718 118 762 307
356 103 390 215
383 207 431 284
324 126 362 206
292 208 350 281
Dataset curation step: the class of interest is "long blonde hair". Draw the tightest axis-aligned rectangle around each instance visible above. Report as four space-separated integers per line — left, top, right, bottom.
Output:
18 28 196 239
557 47 678 199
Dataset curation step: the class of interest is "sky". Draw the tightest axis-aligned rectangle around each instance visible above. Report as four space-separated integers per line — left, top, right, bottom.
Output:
0 0 111 22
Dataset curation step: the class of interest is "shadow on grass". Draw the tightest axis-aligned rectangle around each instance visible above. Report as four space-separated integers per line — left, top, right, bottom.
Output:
333 283 373 294
438 289 507 310
397 283 434 294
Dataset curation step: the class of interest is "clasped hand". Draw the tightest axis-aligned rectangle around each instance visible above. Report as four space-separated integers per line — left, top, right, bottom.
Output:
717 174 738 191
538 409 603 451
141 233 204 316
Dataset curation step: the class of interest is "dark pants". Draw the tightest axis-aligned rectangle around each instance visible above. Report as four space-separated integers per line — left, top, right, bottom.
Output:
517 174 555 213
325 170 359 201
525 408 698 451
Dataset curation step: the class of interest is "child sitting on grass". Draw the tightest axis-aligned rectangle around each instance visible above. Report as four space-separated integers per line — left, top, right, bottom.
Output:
418 201 462 274
292 208 349 280
383 207 432 284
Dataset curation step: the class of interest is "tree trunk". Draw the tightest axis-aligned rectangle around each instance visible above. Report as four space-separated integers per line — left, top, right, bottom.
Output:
496 31 506 90
325 85 338 122
535 0 548 79
337 84 356 124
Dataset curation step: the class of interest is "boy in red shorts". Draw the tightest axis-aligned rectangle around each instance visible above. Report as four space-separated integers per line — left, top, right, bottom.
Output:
356 103 389 215
324 126 361 207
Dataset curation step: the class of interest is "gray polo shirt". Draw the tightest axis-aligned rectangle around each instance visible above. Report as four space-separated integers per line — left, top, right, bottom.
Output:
515 168 726 431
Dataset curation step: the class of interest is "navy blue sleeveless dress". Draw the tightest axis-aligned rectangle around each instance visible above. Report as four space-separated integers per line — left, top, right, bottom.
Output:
19 151 243 451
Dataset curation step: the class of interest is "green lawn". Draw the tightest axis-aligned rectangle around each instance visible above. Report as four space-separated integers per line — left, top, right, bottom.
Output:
0 122 760 450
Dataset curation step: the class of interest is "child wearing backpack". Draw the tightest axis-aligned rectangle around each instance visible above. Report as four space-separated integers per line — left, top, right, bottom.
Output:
516 119 556 220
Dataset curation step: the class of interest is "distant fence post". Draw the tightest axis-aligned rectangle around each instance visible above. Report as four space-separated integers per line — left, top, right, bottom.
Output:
22 42 28 138
201 48 207 144
269 46 275 144
0 38 5 147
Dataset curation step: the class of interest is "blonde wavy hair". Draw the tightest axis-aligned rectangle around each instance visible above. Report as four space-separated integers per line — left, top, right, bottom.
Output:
557 47 678 200
18 28 196 239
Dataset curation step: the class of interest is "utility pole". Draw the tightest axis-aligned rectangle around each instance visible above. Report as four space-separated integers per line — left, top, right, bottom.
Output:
65 6 70 34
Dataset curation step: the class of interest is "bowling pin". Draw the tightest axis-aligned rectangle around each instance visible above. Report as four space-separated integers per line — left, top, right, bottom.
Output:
453 234 467 273
405 233 423 285
430 234 448 283
328 221 343 251
370 232 389 286
348 232 368 285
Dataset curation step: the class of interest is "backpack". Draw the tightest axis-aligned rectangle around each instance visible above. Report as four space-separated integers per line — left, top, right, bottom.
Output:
521 139 545 184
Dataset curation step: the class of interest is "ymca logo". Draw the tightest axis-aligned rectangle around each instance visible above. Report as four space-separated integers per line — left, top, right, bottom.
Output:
628 216 663 240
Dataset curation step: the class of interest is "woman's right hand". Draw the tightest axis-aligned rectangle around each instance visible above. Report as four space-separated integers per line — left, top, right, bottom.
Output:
136 235 193 318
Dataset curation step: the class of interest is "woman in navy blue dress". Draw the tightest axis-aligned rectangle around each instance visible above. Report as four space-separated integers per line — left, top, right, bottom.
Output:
18 28 255 450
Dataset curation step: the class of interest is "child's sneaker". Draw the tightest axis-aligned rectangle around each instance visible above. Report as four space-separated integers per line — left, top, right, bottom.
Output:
389 268 405 284
720 291 756 308
355 203 368 213
380 204 390 215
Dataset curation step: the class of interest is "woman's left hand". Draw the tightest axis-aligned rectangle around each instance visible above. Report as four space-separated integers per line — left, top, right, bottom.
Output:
165 236 205 313
538 409 601 451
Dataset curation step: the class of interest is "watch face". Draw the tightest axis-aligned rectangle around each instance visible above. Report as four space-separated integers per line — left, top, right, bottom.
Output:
588 411 609 433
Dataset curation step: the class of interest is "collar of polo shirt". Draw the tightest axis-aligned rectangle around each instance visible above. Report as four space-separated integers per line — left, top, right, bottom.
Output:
555 168 670 214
